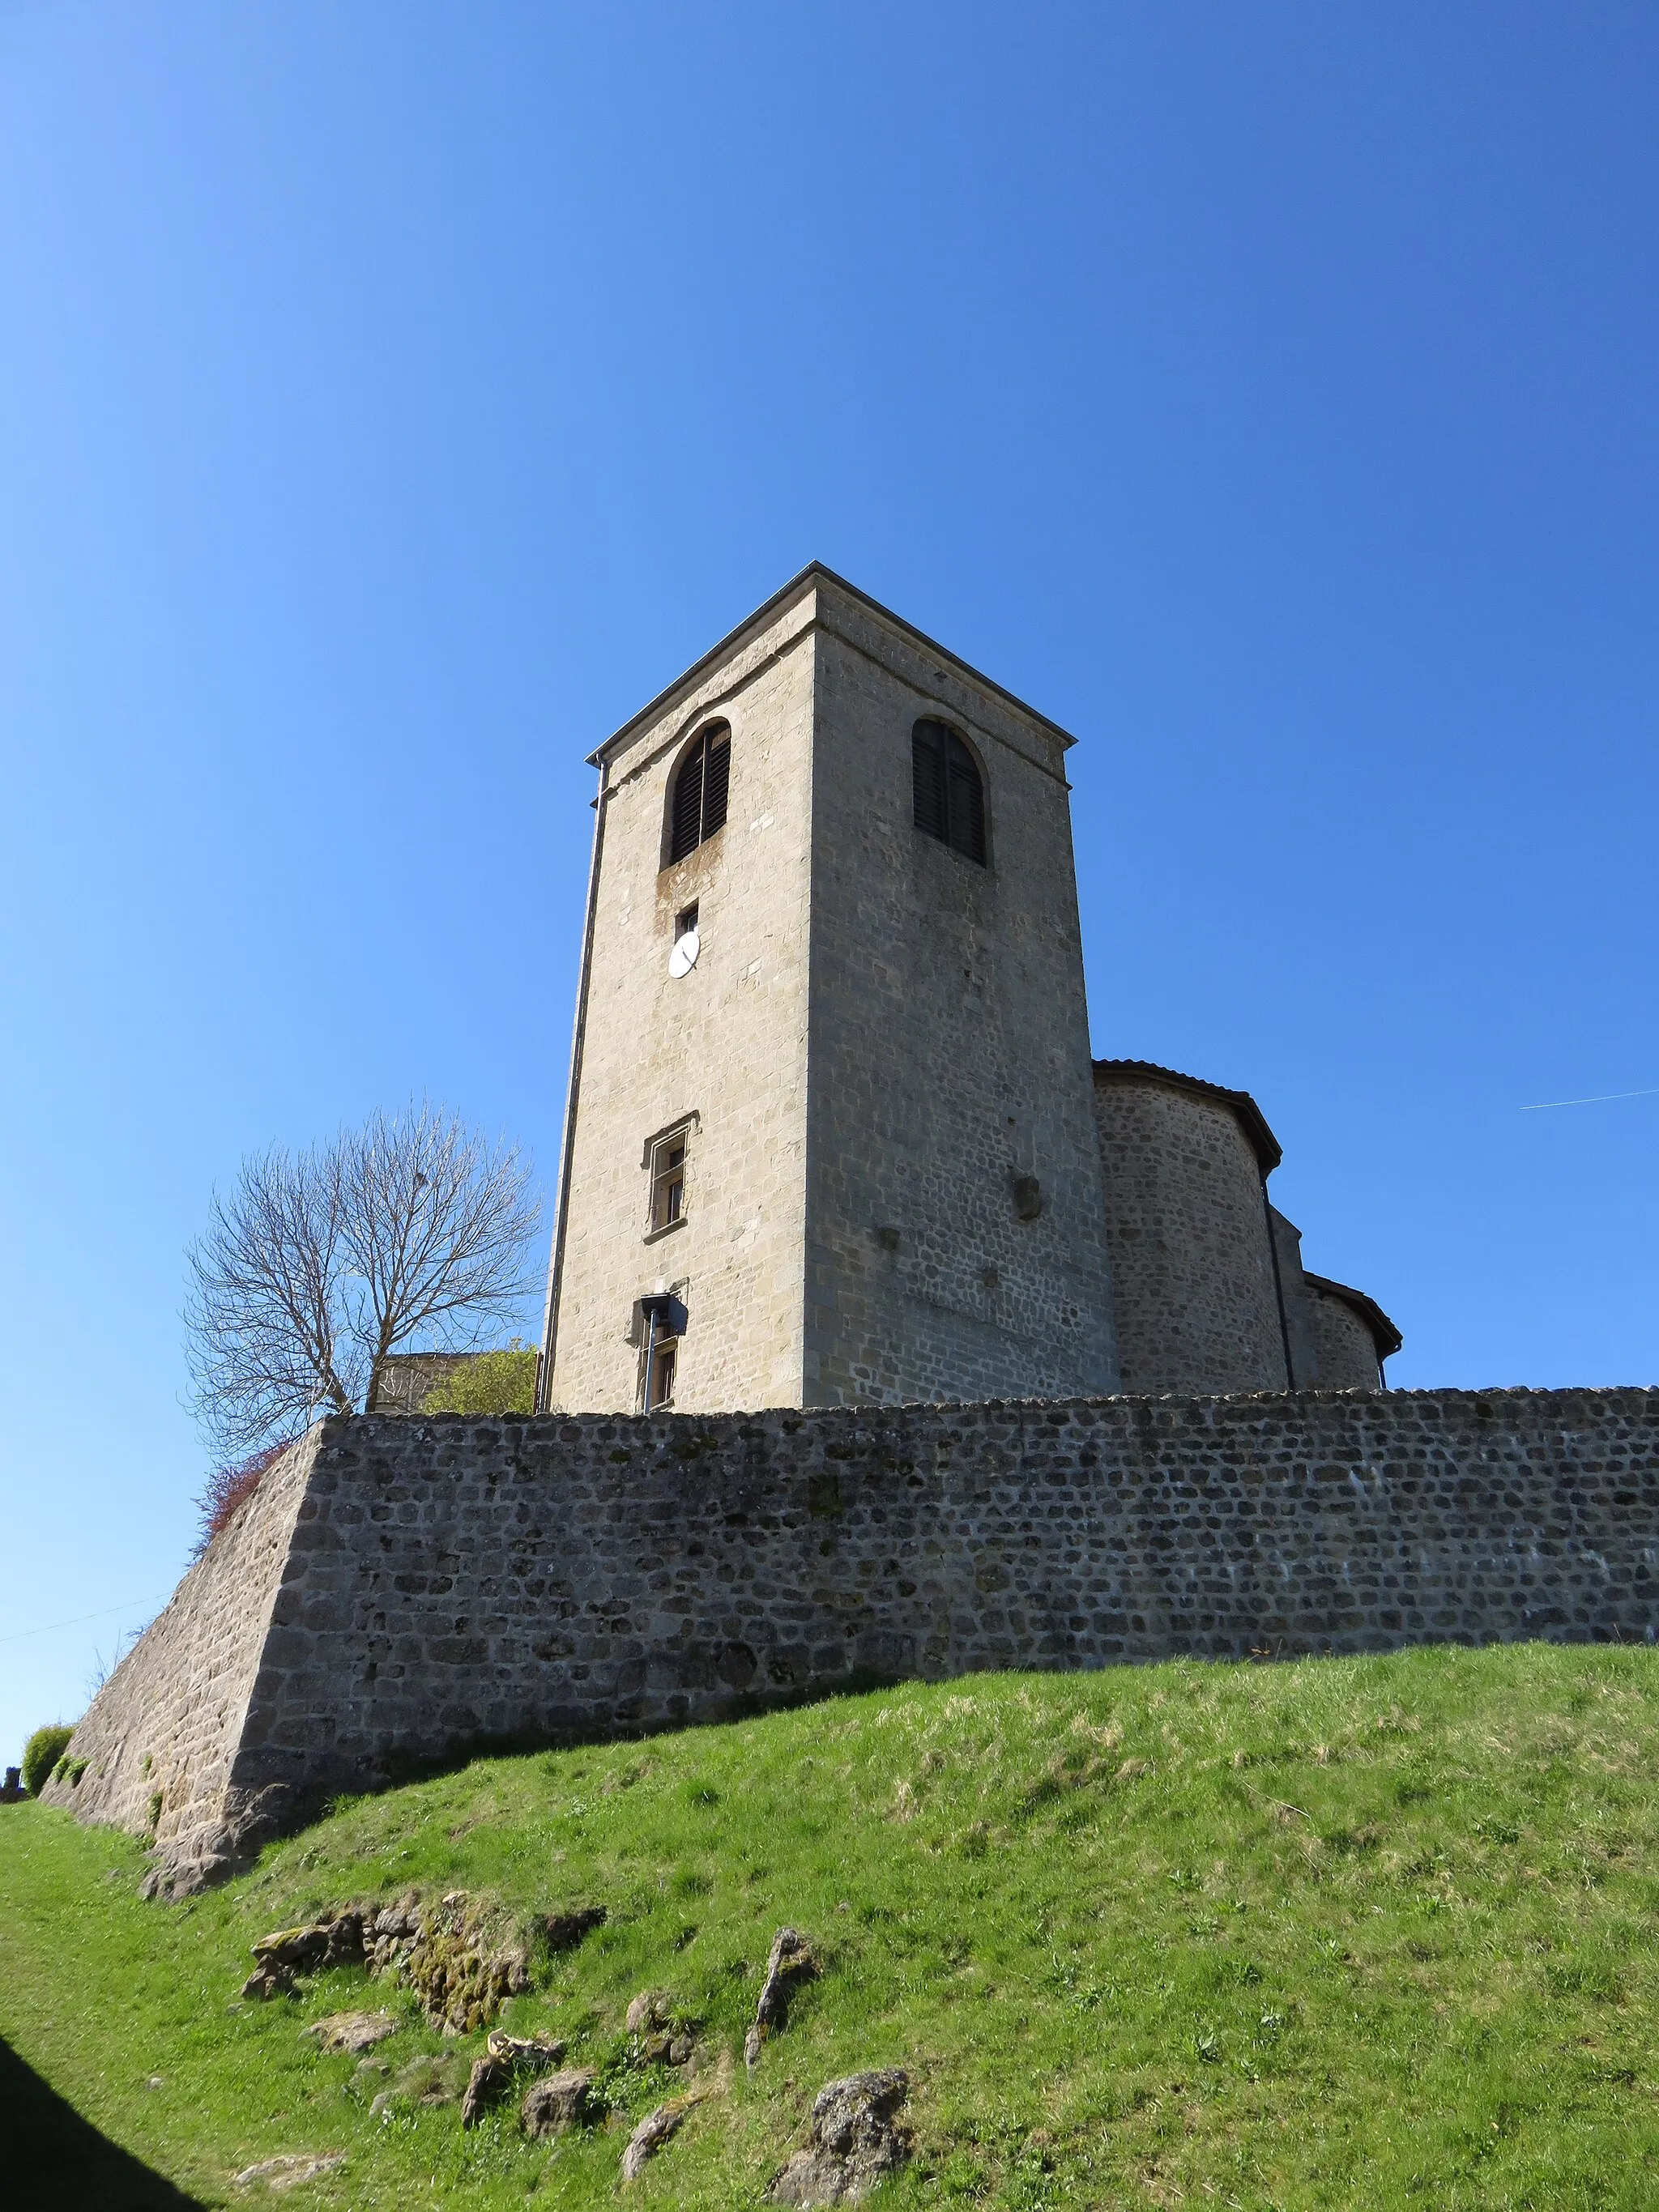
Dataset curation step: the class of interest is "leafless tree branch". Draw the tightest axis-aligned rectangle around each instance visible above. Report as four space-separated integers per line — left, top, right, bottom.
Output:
184 1103 539 1455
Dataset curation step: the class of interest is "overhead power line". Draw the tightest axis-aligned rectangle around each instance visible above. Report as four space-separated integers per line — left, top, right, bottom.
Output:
0 1595 168 1647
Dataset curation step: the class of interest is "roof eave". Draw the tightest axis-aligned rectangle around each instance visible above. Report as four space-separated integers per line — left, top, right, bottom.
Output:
1091 1057 1283 1177
1303 1272 1404 1361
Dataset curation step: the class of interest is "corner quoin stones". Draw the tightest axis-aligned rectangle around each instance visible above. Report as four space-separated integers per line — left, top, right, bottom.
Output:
45 1389 1659 1892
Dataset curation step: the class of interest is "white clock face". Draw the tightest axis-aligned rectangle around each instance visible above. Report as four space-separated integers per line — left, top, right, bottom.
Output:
667 927 700 978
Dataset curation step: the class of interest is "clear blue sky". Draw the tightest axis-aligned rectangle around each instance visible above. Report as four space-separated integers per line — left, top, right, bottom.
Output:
3 4 1656 1763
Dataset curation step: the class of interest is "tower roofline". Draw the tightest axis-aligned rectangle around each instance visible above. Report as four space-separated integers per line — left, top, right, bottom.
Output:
1092 1058 1284 1177
587 561 1078 767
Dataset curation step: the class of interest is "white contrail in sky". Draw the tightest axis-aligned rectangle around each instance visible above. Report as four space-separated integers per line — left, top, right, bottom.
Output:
1522 1087 1659 1111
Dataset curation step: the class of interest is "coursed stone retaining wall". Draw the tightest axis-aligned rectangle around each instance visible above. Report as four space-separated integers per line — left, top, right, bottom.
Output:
47 1388 1659 1893
39 1430 319 1888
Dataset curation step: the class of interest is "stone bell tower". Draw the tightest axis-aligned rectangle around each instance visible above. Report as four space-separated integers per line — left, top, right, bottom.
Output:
538 565 1120 1413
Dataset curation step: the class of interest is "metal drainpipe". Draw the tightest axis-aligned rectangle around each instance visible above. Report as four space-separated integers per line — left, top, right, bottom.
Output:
1262 1179 1296 1391
535 759 611 1413
641 1303 659 1413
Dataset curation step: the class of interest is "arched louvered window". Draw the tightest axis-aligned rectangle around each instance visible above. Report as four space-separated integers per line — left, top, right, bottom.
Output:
667 722 731 863
911 718 986 865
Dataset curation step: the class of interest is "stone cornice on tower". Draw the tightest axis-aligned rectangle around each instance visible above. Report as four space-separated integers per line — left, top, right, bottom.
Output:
587 562 1077 772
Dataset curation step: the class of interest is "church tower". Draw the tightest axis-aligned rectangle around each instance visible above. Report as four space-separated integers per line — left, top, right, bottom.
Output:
538 565 1120 1413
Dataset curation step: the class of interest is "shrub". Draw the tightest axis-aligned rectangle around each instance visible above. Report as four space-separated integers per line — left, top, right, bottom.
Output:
420 1341 537 1416
22 1725 75 1797
192 1441 290 1559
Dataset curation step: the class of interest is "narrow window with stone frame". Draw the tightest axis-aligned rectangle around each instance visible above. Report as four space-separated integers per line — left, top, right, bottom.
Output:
649 1129 689 1233
645 1333 677 1410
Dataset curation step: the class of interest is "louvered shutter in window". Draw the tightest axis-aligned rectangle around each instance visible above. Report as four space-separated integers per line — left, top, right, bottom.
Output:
912 719 949 842
667 724 731 863
702 732 730 837
946 736 986 863
669 740 707 863
912 717 985 864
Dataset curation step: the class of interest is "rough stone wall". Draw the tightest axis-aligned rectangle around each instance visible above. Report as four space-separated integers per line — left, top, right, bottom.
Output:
548 590 817 1414
1269 1208 1319 1388
39 1431 319 1886
804 586 1119 1406
57 1392 1659 1885
1308 1287 1384 1388
1094 1073 1286 1392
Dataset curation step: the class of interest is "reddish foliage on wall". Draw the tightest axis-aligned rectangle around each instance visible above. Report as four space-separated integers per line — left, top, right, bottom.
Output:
193 1442 288 1558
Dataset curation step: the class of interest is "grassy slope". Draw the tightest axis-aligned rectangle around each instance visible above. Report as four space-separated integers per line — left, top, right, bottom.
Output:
3 1645 1659 2210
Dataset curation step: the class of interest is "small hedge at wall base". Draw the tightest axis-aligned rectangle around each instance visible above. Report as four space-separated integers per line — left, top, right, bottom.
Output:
22 1724 76 1798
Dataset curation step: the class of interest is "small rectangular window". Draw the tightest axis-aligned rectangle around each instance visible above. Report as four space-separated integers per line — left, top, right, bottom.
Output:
646 1336 677 1410
650 1131 687 1231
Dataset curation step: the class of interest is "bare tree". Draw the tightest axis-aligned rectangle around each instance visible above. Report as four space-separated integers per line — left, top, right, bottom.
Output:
184 1140 352 1451
186 1102 539 1454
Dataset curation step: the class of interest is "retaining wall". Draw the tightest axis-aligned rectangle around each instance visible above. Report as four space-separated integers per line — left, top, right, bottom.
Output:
39 1431 319 1888
46 1388 1659 1893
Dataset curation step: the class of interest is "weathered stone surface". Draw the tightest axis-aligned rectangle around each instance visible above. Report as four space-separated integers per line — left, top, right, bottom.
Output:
621 2098 691 2181
241 1963 294 2001
488 2031 566 2065
770 2070 911 2205
45 1392 1659 1882
746 1928 816 2070
403 1892 530 2034
624 1992 697 2065
520 2068 597 2137
264 1912 368 1971
460 2055 509 2128
254 1926 331 1975
300 2011 399 2055
241 1909 368 1998
232 2151 344 2190
461 2034 566 2125
363 1897 424 1976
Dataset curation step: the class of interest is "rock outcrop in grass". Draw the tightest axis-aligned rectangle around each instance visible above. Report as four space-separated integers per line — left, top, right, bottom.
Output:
6 1647 1659 2207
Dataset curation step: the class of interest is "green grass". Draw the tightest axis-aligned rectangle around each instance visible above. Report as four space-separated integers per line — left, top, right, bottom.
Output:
5 1643 1659 2207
